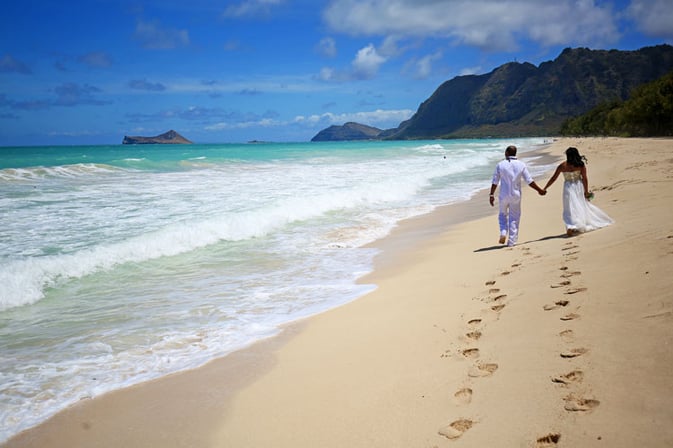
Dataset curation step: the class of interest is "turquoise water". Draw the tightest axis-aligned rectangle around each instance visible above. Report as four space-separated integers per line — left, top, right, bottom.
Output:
0 138 550 441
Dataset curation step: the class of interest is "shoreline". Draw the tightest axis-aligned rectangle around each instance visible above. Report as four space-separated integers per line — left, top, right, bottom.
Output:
5 137 673 447
1 139 553 445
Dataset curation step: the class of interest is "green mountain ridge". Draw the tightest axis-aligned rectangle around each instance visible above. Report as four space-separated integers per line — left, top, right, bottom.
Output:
312 44 673 141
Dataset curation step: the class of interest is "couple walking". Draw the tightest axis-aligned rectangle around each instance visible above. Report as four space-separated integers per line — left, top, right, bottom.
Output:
489 145 613 247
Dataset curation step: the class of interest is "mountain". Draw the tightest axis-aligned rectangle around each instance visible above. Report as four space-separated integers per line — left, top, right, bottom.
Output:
311 44 673 141
122 130 193 144
311 122 383 141
390 44 673 139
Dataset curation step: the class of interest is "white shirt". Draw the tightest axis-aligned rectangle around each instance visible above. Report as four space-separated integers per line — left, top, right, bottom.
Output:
491 157 533 199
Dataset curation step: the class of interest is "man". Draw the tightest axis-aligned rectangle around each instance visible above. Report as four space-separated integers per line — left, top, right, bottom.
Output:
489 145 546 246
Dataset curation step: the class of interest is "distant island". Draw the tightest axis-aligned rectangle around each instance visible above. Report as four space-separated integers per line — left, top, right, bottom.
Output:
122 130 192 145
311 122 383 142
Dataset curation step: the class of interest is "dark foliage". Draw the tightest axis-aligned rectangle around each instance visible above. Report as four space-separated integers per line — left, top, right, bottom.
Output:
561 71 673 137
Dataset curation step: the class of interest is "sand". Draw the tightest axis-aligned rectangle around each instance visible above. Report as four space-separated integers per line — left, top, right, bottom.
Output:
5 137 673 448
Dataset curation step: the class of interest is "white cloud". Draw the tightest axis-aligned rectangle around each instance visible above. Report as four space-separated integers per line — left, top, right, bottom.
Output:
378 35 404 58
323 0 621 51
627 0 673 40
316 43 389 81
294 108 414 127
351 44 387 79
317 67 336 81
206 109 413 132
413 50 443 79
223 0 284 18
458 65 482 76
317 37 338 57
205 118 281 130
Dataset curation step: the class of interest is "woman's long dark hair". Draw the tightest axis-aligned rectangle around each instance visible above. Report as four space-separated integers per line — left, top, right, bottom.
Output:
565 147 587 167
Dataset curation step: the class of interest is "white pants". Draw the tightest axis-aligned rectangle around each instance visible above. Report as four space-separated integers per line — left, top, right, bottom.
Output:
498 195 522 246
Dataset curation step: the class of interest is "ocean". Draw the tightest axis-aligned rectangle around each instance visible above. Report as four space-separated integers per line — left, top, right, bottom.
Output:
0 138 550 442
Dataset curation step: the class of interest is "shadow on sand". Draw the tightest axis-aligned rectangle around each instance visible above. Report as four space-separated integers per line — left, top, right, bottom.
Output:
473 233 568 252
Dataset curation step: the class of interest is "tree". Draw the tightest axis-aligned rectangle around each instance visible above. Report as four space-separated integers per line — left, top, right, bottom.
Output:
560 71 673 137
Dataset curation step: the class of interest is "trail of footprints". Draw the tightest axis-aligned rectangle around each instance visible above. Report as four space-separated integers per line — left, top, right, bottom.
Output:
437 241 599 445
437 257 522 441
536 240 600 446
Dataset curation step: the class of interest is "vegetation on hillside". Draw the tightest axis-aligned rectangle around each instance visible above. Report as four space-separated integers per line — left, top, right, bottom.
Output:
560 71 673 137
387 44 673 139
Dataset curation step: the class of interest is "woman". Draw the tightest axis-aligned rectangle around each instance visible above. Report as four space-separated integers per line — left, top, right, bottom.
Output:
543 147 613 236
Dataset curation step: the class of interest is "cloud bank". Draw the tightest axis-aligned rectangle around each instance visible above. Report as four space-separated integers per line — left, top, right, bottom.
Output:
322 0 673 50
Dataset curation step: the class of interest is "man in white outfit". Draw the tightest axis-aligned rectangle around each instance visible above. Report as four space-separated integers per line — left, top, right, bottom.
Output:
489 145 546 246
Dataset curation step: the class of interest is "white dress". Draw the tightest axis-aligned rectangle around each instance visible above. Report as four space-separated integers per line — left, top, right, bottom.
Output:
562 171 614 233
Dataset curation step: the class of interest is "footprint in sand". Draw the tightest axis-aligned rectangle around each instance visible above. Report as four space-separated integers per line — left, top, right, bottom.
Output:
461 348 480 359
481 294 506 304
536 433 561 447
453 387 473 405
438 419 474 440
491 303 506 312
643 310 673 320
559 329 575 342
564 395 600 412
511 263 521 268
564 287 587 295
500 270 511 276
465 330 482 341
467 318 482 327
550 281 571 288
488 288 501 294
485 280 496 286
561 348 588 358
564 250 580 256
543 300 570 311
560 312 580 321
561 271 582 278
559 266 569 271
562 245 579 251
552 370 584 385
468 363 498 377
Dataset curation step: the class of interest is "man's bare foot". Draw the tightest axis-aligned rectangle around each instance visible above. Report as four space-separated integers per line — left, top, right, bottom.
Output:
499 235 507 244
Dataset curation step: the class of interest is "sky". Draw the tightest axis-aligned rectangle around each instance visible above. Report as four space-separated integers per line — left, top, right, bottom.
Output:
1 0 672 146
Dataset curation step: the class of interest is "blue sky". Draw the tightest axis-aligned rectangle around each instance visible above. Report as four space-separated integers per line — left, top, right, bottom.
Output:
1 0 672 146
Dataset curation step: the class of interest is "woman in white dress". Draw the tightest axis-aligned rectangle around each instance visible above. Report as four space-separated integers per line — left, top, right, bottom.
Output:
543 147 613 236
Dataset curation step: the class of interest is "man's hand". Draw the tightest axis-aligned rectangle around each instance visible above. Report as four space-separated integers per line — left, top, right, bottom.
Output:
539 189 547 196
489 195 495 206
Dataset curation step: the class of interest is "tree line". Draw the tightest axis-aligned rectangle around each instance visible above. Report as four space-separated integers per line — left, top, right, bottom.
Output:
560 71 673 137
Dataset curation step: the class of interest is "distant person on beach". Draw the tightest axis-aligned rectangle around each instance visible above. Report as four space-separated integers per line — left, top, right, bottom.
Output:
542 147 613 236
489 145 546 246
